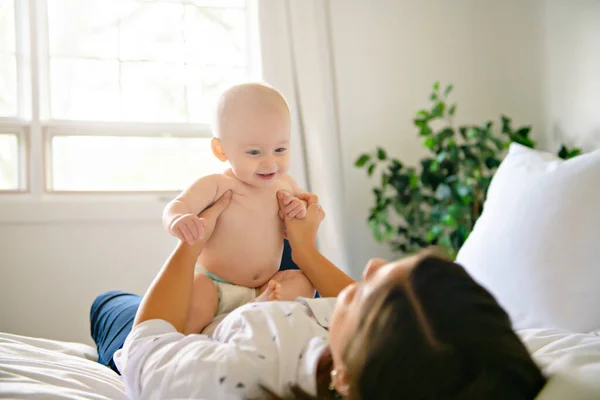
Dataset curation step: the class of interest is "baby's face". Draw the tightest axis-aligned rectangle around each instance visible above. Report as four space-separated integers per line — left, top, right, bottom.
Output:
220 107 291 187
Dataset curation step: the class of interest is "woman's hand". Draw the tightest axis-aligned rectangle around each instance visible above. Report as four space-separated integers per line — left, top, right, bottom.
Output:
187 190 232 250
277 190 324 251
134 190 232 331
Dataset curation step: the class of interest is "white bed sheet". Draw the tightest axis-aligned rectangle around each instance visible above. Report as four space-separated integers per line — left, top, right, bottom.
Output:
1 329 599 399
0 332 127 399
520 328 600 398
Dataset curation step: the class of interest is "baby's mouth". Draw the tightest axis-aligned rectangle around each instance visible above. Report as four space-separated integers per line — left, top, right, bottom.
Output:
257 172 276 180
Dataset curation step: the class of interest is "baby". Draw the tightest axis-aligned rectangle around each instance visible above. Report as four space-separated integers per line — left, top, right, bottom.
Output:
162 82 315 334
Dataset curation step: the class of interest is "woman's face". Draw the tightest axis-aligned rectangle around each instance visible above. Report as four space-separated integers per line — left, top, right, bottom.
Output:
328 254 421 391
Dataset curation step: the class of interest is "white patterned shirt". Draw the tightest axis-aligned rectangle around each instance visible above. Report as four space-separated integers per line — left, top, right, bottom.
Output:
113 297 336 400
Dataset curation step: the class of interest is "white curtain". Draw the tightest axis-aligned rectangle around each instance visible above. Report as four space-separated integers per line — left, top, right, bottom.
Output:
258 0 350 272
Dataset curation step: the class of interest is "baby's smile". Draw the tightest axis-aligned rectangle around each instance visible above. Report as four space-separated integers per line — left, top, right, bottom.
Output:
257 172 277 180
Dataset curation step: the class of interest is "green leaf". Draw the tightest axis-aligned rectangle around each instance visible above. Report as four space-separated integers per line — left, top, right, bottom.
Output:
438 235 452 249
431 102 445 117
467 128 478 140
417 109 430 118
381 173 389 188
484 157 501 169
447 204 460 218
558 145 568 159
511 134 536 148
501 115 511 134
367 163 376 176
426 225 443 242
377 147 387 160
389 159 403 173
444 84 453 97
430 92 438 101
409 174 420 189
437 128 454 143
433 81 440 91
435 184 452 200
449 104 457 116
424 136 436 149
355 154 371 167
516 126 532 138
419 126 433 137
455 183 470 199
557 145 582 160
442 214 458 227
568 149 582 158
436 151 448 164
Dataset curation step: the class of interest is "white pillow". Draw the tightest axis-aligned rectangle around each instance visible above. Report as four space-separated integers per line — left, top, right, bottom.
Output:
456 143 600 332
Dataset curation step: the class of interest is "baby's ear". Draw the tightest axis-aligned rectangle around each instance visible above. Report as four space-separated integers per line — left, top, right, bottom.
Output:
211 137 228 162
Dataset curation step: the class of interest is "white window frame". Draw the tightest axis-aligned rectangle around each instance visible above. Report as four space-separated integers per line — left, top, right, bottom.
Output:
0 122 29 193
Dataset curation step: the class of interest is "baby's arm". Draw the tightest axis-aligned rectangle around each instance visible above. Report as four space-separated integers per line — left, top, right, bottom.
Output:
280 175 308 219
162 174 223 244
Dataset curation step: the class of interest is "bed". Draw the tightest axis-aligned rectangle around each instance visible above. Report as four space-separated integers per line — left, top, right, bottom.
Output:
0 333 127 399
1 328 600 399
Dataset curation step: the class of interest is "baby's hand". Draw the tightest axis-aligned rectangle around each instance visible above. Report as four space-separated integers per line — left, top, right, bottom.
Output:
169 214 205 245
281 194 307 220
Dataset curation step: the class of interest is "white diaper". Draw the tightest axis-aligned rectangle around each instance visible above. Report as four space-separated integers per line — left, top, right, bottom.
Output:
213 280 258 315
197 266 258 315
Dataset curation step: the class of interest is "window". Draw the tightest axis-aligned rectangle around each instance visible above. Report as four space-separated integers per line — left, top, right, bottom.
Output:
0 133 19 190
49 134 223 191
0 0 258 193
47 0 252 123
0 0 17 117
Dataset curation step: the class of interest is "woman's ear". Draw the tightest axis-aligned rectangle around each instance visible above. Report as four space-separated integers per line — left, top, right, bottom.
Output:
332 368 350 396
211 137 228 162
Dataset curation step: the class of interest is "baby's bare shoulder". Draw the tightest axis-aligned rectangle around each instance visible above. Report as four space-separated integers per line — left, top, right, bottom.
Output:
275 174 296 192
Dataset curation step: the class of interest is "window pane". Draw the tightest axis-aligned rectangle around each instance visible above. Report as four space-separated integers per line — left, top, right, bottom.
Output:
0 0 16 53
50 135 228 191
0 54 17 117
184 6 247 66
121 62 186 122
47 0 120 59
46 0 254 123
119 2 184 62
0 133 19 190
50 58 120 120
186 65 247 123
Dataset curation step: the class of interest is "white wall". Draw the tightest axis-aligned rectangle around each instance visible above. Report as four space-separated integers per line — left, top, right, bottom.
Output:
328 0 545 276
0 204 175 344
541 0 600 151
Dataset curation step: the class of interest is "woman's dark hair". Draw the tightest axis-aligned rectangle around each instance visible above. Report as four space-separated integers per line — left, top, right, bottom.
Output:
266 251 546 400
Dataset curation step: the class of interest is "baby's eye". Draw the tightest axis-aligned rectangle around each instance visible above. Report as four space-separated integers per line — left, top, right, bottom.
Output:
275 148 287 153
247 150 260 155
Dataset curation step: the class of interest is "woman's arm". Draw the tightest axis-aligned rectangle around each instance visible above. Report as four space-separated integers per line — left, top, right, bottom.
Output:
293 244 355 298
277 191 355 297
134 191 232 332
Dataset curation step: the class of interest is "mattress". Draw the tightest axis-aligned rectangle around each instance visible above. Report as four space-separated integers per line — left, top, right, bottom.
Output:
1 329 599 399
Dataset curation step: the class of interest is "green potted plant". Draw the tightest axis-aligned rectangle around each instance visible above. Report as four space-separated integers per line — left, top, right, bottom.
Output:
356 82 580 258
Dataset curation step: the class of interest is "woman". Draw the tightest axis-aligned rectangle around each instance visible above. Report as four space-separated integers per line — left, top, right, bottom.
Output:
95 191 546 399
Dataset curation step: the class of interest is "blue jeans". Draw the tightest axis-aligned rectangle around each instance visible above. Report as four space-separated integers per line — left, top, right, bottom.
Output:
90 239 309 374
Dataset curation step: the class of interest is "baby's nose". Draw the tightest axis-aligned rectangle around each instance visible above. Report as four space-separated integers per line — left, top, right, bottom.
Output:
260 157 276 168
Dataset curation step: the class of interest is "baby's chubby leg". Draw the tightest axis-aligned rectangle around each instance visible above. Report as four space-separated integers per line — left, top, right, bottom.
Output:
184 273 219 335
265 270 315 301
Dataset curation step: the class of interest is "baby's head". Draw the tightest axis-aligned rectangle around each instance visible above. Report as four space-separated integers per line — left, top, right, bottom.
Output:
211 82 291 187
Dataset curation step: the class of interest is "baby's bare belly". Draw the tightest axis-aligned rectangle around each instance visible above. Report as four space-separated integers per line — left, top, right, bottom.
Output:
197 203 284 288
